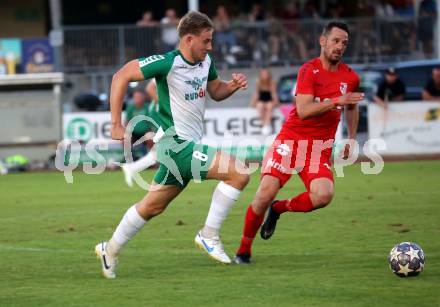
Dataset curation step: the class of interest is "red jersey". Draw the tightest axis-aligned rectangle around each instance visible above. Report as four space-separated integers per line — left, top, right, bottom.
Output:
281 57 360 140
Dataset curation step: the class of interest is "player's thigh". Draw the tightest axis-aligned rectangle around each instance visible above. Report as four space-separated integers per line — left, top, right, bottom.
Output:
205 151 249 188
137 183 183 219
155 140 215 187
261 134 295 188
298 149 334 191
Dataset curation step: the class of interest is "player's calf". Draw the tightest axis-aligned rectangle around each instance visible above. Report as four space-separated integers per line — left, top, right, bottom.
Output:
224 171 249 191
252 176 279 215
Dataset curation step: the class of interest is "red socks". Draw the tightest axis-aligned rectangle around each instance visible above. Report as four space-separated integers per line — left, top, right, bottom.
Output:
237 193 314 256
236 205 264 255
272 192 314 213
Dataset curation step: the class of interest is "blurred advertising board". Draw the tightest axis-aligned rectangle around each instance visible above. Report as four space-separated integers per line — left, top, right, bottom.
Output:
368 102 440 155
22 38 54 73
62 109 286 162
0 38 54 74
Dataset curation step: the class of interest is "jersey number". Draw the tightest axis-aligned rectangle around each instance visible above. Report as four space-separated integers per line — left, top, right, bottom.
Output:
193 151 208 162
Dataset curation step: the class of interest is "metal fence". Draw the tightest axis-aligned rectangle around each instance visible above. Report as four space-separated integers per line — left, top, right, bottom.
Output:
61 16 436 73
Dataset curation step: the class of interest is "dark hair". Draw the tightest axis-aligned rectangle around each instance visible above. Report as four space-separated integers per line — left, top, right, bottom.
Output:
322 21 349 36
178 11 214 38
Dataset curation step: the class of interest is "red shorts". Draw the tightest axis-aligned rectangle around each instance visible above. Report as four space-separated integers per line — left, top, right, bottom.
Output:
261 131 334 190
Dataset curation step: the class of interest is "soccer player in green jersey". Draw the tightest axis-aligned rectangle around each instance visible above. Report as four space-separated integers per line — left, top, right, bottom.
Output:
121 80 159 187
95 11 249 278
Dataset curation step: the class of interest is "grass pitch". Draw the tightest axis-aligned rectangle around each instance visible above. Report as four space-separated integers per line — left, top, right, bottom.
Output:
0 161 439 306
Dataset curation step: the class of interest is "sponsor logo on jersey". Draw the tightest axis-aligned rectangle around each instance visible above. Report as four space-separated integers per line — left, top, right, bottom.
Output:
313 69 319 74
139 55 165 67
267 158 288 174
185 77 208 101
340 82 348 95
185 77 207 91
276 143 291 156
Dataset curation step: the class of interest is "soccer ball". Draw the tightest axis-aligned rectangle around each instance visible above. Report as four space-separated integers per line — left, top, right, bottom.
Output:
388 242 425 277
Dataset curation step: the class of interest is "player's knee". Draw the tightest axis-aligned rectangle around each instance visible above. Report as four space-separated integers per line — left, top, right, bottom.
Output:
238 173 250 188
313 190 334 208
227 172 249 190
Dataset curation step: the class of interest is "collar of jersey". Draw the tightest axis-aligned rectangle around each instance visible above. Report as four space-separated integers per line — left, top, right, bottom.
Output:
177 50 200 66
317 57 341 73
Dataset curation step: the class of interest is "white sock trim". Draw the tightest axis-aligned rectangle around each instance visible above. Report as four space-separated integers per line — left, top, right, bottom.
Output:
110 204 146 247
126 205 146 228
217 181 241 201
203 182 242 236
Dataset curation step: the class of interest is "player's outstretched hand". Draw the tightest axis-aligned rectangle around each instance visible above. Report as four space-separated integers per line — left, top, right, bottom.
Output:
111 124 125 140
232 73 248 90
337 92 364 105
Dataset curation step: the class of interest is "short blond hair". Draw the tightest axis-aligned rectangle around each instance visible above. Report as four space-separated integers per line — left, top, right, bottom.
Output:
178 11 214 38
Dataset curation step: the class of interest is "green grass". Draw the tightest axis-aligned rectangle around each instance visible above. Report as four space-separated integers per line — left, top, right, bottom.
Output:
0 161 439 306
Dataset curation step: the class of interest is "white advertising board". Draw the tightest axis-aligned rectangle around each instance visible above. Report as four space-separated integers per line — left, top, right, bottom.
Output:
368 102 440 155
63 108 285 144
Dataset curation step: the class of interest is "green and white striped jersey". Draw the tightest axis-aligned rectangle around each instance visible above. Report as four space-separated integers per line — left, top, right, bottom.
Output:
138 50 218 142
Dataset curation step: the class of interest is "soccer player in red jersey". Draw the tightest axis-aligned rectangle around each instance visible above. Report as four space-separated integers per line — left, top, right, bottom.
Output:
235 22 364 264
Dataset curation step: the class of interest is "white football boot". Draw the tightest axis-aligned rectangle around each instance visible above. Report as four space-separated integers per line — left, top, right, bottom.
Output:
121 164 133 187
95 242 118 279
194 230 231 264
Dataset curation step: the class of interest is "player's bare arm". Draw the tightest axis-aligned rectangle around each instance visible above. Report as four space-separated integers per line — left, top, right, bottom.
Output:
295 92 364 120
207 73 247 101
110 60 145 140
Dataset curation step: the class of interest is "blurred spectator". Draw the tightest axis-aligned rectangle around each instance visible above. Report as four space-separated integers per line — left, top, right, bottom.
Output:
213 5 239 65
135 11 160 57
125 88 150 158
160 9 179 52
281 1 307 62
417 0 437 57
301 0 321 19
250 68 279 136
375 0 395 17
300 1 321 52
382 0 416 55
248 3 265 22
246 3 266 61
373 68 406 108
356 0 376 16
136 11 158 27
422 68 440 101
394 0 415 17
266 14 284 63
352 0 378 62
324 1 345 18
